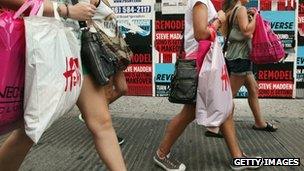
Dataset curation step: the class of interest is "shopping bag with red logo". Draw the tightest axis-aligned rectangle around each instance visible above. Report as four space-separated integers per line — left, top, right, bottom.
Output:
0 0 42 135
23 2 82 143
196 40 233 127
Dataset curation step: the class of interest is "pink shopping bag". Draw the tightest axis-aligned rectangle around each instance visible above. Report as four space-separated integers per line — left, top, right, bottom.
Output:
250 14 285 64
196 40 233 127
0 0 42 135
186 40 212 73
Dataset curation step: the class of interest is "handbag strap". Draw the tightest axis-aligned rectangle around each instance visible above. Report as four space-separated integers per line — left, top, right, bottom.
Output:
222 6 239 53
177 28 185 59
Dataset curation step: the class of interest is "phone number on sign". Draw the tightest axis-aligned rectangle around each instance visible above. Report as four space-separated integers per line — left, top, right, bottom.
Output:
112 6 151 14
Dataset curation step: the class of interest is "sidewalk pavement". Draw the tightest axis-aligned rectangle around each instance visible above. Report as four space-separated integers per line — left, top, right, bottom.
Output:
0 97 303 171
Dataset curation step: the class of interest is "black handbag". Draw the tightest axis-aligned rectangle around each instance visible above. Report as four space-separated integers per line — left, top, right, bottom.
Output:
168 30 197 104
168 58 198 104
81 29 117 85
71 0 117 85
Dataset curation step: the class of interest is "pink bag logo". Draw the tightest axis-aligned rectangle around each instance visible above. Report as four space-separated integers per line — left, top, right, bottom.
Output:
63 57 81 92
221 65 230 91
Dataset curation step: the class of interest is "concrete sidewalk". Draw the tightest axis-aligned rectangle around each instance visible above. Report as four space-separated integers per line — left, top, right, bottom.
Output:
0 97 303 171
12 117 304 171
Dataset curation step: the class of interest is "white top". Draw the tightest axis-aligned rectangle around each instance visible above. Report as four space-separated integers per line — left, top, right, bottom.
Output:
184 0 217 56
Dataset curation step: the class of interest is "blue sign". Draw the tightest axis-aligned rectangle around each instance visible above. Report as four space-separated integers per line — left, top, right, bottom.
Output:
260 11 295 32
298 46 304 66
155 63 175 83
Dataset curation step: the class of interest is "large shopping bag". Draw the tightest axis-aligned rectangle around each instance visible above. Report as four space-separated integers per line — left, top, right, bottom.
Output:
23 2 82 143
196 40 233 127
0 0 42 135
250 14 285 64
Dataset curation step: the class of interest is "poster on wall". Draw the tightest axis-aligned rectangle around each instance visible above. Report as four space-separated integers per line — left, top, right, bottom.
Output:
110 0 153 20
161 0 187 14
236 86 248 98
298 0 304 46
260 0 295 11
255 62 294 98
297 46 304 90
109 0 153 96
297 0 304 98
154 64 175 96
154 12 184 96
122 20 153 96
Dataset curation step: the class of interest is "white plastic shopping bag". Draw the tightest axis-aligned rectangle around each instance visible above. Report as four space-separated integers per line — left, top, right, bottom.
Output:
23 2 82 143
196 40 233 127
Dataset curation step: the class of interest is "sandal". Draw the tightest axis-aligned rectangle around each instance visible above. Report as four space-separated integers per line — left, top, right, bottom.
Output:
205 131 224 138
252 122 278 132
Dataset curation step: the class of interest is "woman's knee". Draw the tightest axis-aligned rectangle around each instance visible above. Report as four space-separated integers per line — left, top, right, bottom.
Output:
85 113 113 135
116 85 128 96
247 83 259 97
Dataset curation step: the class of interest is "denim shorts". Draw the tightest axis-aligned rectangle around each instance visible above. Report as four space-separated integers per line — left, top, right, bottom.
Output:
226 58 253 76
82 61 90 75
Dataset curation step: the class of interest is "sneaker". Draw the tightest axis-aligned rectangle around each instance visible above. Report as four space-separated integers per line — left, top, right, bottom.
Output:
117 136 125 145
78 114 85 122
230 153 263 170
78 114 125 146
153 153 186 171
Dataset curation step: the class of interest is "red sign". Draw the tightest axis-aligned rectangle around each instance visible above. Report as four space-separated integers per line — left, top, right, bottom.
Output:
124 64 152 96
63 57 81 92
258 81 293 97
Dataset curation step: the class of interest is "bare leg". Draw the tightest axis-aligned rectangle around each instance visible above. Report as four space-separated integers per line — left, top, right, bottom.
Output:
220 104 242 158
230 74 246 97
0 122 34 171
157 104 242 158
244 74 267 127
77 75 126 171
157 104 196 157
106 71 128 104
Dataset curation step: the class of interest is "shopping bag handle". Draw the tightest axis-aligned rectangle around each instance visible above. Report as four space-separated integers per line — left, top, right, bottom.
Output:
35 2 60 20
13 0 43 19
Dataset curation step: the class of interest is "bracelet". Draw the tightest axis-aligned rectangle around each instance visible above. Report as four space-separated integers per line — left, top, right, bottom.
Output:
216 17 222 26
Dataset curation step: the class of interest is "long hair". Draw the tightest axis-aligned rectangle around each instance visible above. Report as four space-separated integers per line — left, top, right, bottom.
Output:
221 0 239 36
223 0 239 12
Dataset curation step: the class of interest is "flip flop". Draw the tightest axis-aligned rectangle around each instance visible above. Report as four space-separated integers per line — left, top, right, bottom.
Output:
252 122 278 132
205 131 224 138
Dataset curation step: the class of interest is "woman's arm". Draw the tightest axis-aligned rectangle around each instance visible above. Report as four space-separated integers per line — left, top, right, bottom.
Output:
237 6 257 37
193 2 210 41
193 2 225 41
0 0 96 21
0 0 25 10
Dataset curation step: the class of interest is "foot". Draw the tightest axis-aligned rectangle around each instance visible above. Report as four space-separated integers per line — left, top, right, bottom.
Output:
78 114 85 122
253 122 278 132
78 114 125 145
153 152 186 171
204 130 224 138
230 152 263 170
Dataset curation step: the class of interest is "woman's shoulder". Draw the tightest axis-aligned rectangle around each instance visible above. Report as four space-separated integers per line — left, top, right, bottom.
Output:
236 5 247 14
